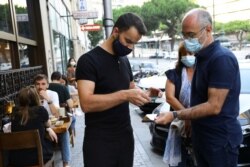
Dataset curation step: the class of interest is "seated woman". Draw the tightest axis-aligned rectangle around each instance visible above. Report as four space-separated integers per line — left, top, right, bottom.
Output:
10 86 58 166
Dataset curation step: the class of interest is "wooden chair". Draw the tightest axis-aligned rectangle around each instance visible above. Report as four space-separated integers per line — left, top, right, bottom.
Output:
0 130 54 167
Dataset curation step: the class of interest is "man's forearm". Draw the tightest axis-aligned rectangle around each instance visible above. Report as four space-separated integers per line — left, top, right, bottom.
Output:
49 104 59 117
177 102 216 120
81 90 128 113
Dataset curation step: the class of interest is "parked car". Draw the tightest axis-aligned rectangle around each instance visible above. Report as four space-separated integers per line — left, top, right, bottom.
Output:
130 62 141 76
130 61 159 82
149 52 164 59
0 63 11 70
216 36 232 49
148 62 250 165
164 51 178 60
245 54 250 59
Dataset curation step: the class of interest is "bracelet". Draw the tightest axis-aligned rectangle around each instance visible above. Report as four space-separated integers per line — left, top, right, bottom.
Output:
172 111 178 119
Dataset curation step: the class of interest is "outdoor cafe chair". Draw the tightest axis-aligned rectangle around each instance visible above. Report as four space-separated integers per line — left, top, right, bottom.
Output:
0 130 55 167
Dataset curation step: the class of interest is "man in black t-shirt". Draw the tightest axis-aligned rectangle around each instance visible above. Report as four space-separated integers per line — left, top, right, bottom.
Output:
76 13 161 167
49 71 73 109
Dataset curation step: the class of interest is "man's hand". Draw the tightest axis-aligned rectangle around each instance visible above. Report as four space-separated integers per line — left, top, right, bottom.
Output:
154 112 174 125
39 90 50 101
127 89 151 106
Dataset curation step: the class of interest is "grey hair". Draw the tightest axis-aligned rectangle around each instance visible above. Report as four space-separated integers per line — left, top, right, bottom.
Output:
183 8 212 28
196 9 212 28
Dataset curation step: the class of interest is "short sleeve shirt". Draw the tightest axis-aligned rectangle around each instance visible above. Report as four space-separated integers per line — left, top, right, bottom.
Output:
48 83 71 104
191 40 242 148
76 46 133 136
42 90 60 115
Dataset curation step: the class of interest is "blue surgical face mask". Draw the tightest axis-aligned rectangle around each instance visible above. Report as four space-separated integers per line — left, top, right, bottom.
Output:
183 28 207 53
184 38 202 53
181 55 196 67
112 38 132 57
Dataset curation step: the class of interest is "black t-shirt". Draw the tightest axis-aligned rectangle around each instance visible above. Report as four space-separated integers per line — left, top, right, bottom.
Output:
48 83 70 104
76 46 133 136
11 106 53 166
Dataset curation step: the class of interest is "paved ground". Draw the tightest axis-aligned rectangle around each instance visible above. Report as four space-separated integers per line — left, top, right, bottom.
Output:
54 105 166 167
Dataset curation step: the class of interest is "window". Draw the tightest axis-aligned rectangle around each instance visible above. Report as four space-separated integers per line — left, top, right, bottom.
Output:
0 0 13 33
13 0 35 39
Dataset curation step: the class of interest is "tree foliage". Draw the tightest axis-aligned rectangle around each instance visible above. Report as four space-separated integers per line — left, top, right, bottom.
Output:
113 6 142 22
215 20 250 49
215 20 250 34
141 0 198 50
111 1 197 50
110 1 250 50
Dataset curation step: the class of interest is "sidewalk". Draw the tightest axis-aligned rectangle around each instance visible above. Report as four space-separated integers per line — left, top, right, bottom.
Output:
54 107 164 167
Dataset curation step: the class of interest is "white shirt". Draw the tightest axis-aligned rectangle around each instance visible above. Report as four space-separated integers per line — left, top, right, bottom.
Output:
68 85 78 94
42 89 60 115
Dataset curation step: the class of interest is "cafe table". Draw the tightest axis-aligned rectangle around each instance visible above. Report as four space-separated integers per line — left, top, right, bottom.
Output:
51 116 72 134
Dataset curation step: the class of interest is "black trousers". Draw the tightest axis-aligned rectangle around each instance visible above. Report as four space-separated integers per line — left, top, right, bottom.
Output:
83 129 134 167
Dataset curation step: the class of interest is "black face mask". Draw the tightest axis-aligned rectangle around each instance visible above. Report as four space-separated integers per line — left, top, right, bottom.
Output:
112 38 132 57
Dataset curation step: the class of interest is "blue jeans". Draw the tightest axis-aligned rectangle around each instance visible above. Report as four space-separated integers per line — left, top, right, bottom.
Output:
58 131 71 163
70 115 76 131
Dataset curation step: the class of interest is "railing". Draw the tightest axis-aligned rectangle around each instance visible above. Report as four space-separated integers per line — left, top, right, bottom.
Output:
0 66 43 130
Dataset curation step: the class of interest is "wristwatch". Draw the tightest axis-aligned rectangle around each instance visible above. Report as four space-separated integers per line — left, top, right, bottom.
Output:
47 100 53 105
172 111 178 119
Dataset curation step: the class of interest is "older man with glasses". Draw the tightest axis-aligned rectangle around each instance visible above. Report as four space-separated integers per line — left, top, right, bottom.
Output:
156 8 242 167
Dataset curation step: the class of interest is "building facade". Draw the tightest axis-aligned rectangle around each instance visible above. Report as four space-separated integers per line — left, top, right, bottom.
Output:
0 0 87 118
0 0 85 75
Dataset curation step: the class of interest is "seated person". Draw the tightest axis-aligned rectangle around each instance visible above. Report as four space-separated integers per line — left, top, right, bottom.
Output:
11 86 57 166
61 74 77 135
49 71 73 113
34 74 71 167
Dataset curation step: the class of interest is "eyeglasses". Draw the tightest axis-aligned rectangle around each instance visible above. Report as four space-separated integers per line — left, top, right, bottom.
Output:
181 26 206 39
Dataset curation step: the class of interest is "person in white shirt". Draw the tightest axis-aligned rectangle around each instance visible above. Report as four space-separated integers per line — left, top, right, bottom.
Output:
33 74 71 167
33 74 60 117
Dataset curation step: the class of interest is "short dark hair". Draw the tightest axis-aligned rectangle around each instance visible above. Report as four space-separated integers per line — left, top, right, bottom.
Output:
51 71 62 81
113 13 147 35
33 74 48 84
